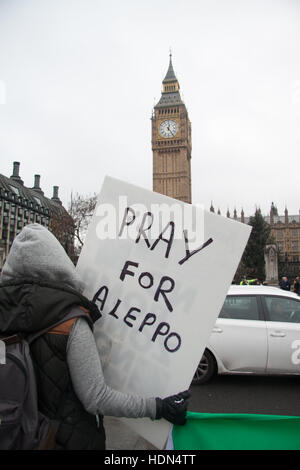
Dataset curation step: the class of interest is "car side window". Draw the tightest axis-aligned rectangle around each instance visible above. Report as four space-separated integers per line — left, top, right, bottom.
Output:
264 296 300 323
219 296 259 320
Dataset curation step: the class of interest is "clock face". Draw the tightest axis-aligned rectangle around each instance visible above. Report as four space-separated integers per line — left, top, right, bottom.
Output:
159 120 178 138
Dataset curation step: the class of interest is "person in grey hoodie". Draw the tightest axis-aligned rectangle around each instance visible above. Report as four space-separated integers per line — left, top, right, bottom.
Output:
0 224 189 450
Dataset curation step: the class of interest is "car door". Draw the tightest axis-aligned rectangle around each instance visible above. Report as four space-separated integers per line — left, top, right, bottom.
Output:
263 295 300 374
208 295 268 373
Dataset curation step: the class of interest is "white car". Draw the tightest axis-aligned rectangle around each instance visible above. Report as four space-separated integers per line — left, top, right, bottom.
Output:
193 285 300 384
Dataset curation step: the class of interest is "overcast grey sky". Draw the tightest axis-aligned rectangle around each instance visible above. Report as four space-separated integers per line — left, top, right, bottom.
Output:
0 0 300 217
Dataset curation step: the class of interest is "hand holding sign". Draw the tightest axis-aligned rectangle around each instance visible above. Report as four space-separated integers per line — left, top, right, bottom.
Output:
156 390 191 425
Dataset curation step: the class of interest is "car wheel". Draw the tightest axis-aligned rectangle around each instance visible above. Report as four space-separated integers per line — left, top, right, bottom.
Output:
192 349 217 385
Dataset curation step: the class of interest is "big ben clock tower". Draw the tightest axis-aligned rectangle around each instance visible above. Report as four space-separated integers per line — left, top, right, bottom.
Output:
152 54 192 203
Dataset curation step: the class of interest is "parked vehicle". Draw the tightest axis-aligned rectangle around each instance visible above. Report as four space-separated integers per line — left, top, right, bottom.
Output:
193 285 300 384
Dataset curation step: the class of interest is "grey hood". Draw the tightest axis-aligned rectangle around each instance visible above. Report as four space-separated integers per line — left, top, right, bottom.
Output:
1 224 85 293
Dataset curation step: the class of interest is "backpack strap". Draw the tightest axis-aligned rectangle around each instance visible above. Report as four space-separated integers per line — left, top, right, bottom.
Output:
27 306 92 344
1 334 22 345
47 306 91 336
47 317 78 336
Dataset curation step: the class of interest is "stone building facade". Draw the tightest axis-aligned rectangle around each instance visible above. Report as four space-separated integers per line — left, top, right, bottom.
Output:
152 54 192 203
0 161 74 267
267 204 300 280
210 202 300 281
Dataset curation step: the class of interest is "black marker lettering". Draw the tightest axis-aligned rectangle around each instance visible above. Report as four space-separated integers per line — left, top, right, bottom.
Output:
139 313 156 332
135 211 153 248
119 207 136 237
107 299 122 319
154 276 175 312
150 221 175 258
138 272 154 289
120 260 139 281
151 322 170 342
124 307 140 327
92 285 108 311
164 333 181 353
179 233 213 265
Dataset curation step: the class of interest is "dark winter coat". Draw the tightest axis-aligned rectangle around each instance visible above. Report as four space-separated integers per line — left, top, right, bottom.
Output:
0 278 104 450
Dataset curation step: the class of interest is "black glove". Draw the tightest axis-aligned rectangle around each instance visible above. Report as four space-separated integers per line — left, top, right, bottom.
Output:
155 390 190 426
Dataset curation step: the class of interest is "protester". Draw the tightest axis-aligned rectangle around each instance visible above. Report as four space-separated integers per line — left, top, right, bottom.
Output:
240 278 260 286
293 277 300 296
279 276 291 291
0 224 190 450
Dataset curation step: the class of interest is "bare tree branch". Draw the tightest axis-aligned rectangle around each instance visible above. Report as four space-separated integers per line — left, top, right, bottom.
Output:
68 192 97 254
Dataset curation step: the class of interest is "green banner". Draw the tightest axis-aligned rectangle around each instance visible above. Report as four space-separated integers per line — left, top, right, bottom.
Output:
172 411 300 450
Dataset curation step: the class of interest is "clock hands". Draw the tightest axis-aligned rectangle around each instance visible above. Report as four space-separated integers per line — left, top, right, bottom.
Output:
167 121 174 135
159 119 178 138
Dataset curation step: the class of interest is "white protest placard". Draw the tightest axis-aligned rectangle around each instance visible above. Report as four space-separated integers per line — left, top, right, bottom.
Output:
76 176 251 449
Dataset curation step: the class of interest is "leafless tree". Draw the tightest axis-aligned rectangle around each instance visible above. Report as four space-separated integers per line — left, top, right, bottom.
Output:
49 207 75 261
68 192 97 254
